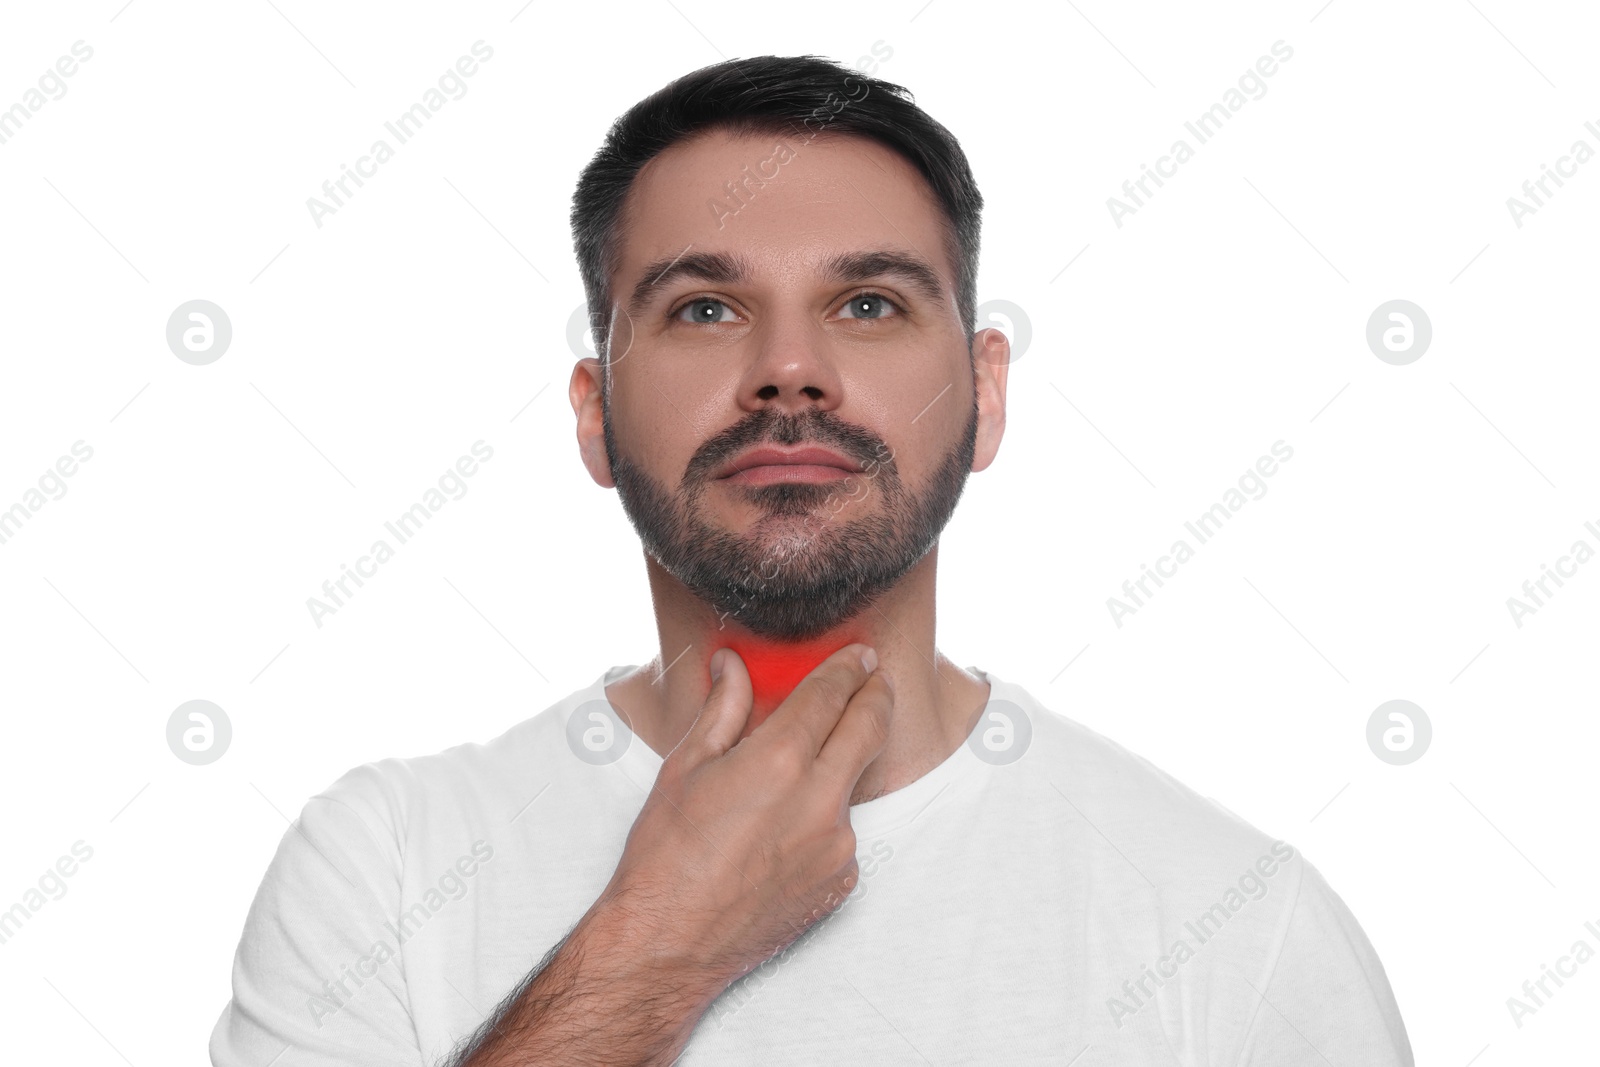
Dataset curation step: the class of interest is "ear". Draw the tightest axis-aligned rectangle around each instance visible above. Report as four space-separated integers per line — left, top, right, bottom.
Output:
570 357 615 488
969 327 1009 472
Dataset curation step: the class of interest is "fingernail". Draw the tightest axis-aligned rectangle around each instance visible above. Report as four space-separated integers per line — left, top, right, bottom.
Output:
710 649 725 681
860 648 878 673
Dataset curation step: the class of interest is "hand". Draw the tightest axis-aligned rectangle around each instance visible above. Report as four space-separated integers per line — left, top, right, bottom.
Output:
597 643 894 996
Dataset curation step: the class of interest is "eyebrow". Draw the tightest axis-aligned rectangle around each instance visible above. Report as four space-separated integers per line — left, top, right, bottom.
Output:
625 248 948 316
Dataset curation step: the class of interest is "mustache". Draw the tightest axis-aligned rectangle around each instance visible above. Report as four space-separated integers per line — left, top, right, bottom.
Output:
682 408 893 485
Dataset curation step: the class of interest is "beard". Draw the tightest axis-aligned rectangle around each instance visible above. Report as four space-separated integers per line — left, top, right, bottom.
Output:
603 392 979 642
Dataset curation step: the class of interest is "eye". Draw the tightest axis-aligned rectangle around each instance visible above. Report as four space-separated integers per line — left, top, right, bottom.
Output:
836 291 902 321
672 297 740 324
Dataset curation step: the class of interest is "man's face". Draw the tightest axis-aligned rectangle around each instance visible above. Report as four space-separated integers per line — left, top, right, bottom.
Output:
574 128 1006 642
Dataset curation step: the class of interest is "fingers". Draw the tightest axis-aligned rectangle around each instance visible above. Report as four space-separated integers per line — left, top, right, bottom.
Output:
677 648 754 761
768 644 879 760
815 669 894 797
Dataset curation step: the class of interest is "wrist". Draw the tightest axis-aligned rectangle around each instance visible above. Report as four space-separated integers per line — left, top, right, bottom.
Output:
581 888 728 1010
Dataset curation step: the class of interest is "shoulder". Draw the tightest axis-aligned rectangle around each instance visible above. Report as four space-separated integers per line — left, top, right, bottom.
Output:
304 671 616 850
987 676 1332 953
995 675 1287 877
991 679 1408 1057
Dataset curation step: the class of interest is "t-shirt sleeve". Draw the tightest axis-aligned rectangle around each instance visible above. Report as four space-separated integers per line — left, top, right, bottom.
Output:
1237 859 1413 1066
209 770 425 1067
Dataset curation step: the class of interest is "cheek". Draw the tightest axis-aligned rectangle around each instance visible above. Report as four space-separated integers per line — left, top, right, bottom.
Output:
849 356 960 431
889 407 967 489
879 400 945 460
609 381 705 469
640 364 733 430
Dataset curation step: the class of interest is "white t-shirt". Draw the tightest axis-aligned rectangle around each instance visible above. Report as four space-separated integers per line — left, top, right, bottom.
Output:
210 666 1413 1066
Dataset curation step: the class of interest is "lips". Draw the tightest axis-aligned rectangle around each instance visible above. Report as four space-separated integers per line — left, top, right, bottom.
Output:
715 445 865 480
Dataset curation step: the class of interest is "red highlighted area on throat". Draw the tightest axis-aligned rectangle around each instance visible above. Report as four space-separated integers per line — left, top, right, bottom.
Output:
722 635 865 735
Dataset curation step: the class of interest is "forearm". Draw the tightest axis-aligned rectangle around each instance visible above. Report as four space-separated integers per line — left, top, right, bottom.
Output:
446 894 722 1067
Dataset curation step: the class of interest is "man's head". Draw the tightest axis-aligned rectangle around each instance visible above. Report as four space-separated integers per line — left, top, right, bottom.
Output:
568 55 1008 642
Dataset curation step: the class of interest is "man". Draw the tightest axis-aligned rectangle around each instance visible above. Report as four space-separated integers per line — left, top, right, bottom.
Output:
212 55 1413 1065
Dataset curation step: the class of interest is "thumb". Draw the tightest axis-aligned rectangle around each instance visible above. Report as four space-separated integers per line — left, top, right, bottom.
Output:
688 648 753 758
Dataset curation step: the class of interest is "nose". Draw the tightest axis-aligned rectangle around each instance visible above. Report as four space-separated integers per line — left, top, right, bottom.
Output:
735 314 845 416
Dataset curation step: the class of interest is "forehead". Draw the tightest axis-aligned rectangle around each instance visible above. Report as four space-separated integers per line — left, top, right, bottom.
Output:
613 127 955 297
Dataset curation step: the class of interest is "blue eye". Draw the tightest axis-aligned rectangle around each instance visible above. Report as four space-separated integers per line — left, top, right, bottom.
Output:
675 298 738 323
838 292 900 320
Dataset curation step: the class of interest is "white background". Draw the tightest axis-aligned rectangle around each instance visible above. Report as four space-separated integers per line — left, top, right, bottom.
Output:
2 0 1597 1063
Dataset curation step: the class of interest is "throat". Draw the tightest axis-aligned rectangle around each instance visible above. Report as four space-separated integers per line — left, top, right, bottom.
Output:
726 635 863 736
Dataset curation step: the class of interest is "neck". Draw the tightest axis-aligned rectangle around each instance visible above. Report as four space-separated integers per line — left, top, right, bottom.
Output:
720 634 866 735
605 544 992 806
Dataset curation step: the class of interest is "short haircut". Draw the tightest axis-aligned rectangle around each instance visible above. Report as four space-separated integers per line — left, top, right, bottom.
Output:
570 54 984 363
